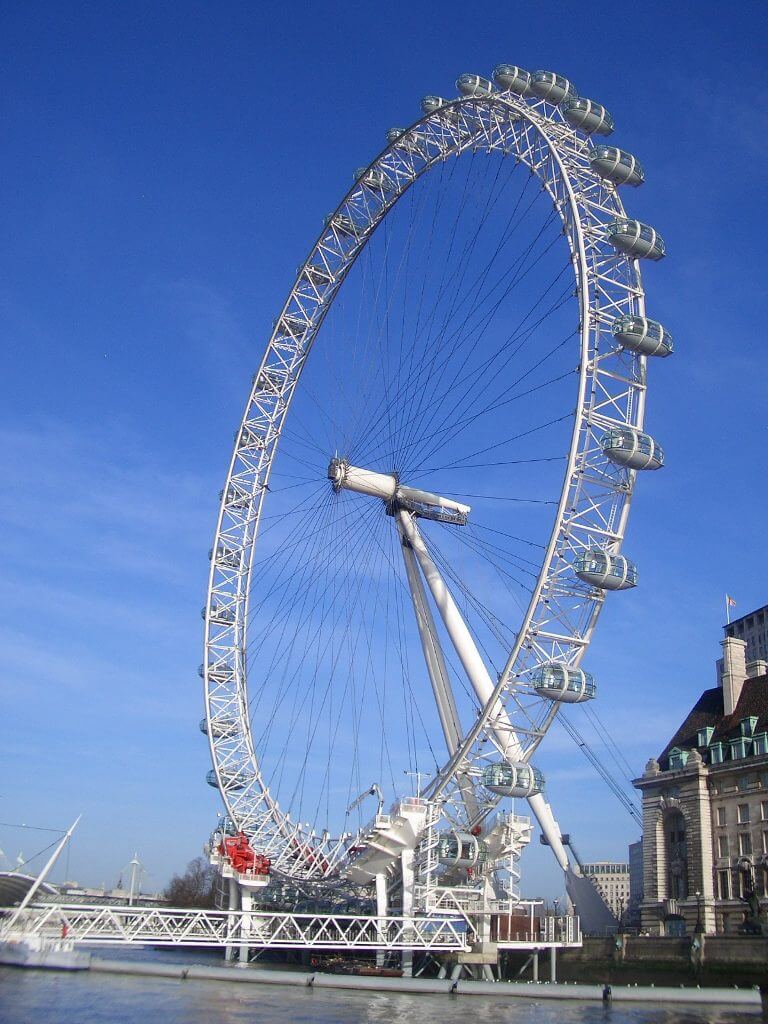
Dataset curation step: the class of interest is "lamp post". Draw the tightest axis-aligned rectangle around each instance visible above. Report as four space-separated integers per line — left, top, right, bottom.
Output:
694 889 702 934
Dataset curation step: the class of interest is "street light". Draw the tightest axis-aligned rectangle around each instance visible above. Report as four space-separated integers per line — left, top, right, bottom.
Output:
694 889 702 933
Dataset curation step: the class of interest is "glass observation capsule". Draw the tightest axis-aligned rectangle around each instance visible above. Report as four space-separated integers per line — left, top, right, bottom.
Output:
238 424 267 451
589 146 644 186
561 97 614 135
608 219 665 261
481 761 544 798
612 315 673 357
206 769 250 791
531 663 597 703
385 127 428 155
324 213 361 238
200 660 235 681
600 426 664 471
205 604 236 624
386 127 406 144
274 312 310 334
299 262 334 285
199 716 240 739
354 166 396 193
219 482 250 508
575 549 638 590
530 71 575 103
421 95 447 114
420 95 460 124
436 830 486 868
492 64 532 95
209 544 240 568
456 73 495 97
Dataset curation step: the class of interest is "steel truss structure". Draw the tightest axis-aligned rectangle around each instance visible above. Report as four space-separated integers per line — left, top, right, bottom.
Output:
13 904 468 951
9 903 581 951
201 65 667 892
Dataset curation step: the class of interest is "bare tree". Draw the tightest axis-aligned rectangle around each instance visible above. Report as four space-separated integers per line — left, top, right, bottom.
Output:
164 856 217 908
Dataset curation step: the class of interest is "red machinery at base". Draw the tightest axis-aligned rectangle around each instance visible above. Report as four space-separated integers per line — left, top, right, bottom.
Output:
218 832 270 876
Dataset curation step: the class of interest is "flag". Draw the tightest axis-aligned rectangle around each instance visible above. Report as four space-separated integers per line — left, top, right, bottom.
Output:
726 595 737 608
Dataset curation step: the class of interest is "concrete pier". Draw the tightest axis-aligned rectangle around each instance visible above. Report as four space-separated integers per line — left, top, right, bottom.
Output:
88 957 763 1009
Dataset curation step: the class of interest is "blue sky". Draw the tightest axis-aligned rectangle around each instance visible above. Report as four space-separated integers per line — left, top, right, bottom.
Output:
2 1 767 898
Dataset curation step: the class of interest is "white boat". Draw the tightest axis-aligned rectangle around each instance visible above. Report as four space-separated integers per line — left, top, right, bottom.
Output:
0 816 90 971
0 932 90 970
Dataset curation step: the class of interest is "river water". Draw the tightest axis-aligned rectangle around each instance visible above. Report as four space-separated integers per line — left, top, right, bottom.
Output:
0 950 763 1024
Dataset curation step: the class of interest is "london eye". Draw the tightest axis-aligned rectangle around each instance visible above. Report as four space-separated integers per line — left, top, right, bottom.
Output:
201 63 670 917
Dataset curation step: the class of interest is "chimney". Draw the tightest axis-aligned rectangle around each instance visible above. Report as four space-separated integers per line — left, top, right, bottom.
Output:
720 636 747 715
747 659 768 679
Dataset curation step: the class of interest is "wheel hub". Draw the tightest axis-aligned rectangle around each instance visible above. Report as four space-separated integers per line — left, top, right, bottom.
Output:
328 458 471 525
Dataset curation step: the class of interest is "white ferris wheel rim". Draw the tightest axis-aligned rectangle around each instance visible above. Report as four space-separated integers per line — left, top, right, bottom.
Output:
202 83 656 880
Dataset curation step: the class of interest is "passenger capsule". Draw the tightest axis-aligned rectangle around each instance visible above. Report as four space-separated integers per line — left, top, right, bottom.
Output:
589 145 644 186
324 213 361 238
481 761 544 798
206 768 251 792
530 71 575 104
492 64 532 95
608 219 665 261
600 426 664 471
206 603 236 624
354 166 396 193
612 315 673 357
437 830 487 868
386 127 429 156
575 549 638 590
219 483 250 508
298 262 333 286
199 716 240 739
238 424 267 450
274 312 310 334
209 543 241 568
456 73 495 97
421 95 447 114
561 96 614 135
204 660 236 682
531 663 597 703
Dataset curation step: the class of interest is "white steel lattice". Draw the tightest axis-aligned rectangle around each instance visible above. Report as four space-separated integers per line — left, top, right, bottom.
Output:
10 905 469 951
203 84 658 878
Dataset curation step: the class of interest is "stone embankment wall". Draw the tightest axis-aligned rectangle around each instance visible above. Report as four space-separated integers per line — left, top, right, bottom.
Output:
544 936 768 989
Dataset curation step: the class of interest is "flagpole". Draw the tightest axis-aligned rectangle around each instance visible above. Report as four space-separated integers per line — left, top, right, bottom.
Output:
726 595 730 625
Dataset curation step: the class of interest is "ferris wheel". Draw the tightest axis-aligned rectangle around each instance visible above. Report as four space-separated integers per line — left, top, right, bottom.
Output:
201 64 670 901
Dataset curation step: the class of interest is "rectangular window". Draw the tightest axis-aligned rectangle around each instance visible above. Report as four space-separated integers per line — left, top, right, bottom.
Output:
709 743 724 765
753 733 768 755
762 801 768 821
730 738 750 759
738 803 750 824
718 835 729 857
736 869 754 900
763 832 768 855
668 747 688 769
738 776 751 791
718 869 731 899
739 832 752 856
697 726 714 747
717 806 727 826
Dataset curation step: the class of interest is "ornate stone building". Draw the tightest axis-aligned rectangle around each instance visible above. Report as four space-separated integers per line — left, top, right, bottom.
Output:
633 626 768 935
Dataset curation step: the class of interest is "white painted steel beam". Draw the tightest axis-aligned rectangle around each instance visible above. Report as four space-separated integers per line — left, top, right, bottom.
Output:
8 905 469 952
397 510 570 872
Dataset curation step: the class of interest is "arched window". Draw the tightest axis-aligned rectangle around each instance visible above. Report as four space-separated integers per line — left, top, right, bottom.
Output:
665 810 688 899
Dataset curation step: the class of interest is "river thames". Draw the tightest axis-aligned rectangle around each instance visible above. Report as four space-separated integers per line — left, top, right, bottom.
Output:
0 952 763 1024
